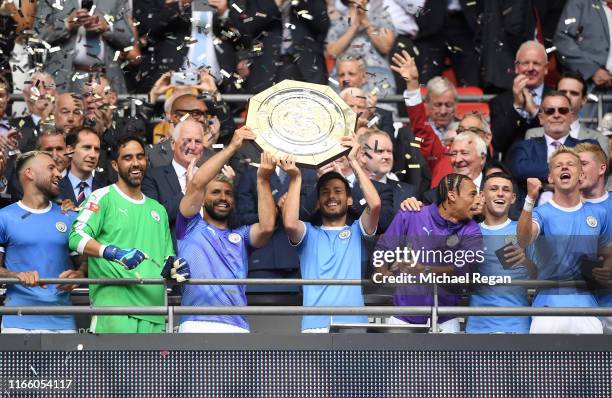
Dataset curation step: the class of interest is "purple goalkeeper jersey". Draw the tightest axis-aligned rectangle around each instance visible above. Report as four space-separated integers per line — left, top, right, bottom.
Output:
376 204 483 324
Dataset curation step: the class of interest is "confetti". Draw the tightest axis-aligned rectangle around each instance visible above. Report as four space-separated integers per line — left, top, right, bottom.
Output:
212 144 224 149
414 137 423 142
587 94 599 102
113 51 120 61
231 3 243 13
255 12 267 18
367 116 379 128
564 18 576 25
328 77 339 86
408 164 420 169
89 5 96 16
410 142 421 148
359 198 366 206
545 46 556 54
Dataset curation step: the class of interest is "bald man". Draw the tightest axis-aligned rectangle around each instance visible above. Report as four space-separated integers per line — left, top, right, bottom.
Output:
53 93 84 133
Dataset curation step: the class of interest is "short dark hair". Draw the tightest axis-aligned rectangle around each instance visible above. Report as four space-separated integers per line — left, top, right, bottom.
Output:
484 161 512 177
66 126 99 147
316 171 351 197
109 134 145 161
540 90 572 109
436 173 472 205
559 70 587 97
35 130 65 149
483 172 514 190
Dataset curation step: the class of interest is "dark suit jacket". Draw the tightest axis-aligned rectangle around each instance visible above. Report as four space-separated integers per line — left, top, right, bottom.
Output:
229 0 329 93
374 107 395 137
10 115 39 153
394 126 432 198
507 136 595 183
133 0 245 93
141 163 183 237
480 0 536 90
58 173 108 203
489 87 551 156
235 167 317 276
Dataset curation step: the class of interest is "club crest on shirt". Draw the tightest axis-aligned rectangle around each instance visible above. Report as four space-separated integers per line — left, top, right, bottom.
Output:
505 235 517 245
446 234 459 248
150 210 160 222
586 215 598 228
228 233 242 244
339 229 351 240
55 221 67 233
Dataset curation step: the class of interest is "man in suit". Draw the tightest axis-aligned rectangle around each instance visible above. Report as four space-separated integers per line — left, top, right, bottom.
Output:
228 0 329 93
555 0 612 123
508 91 598 205
335 54 395 137
235 159 317 290
142 119 209 244
356 128 416 214
526 71 609 151
53 93 84 134
489 41 551 156
60 127 107 205
407 0 481 86
10 71 56 153
35 0 134 93
133 0 245 93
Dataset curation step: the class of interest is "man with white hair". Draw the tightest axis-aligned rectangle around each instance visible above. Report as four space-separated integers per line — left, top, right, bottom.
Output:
142 119 211 245
390 50 458 173
489 40 551 156
10 71 56 152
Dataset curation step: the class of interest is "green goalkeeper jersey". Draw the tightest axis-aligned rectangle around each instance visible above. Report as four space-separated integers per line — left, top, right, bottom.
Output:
69 184 174 325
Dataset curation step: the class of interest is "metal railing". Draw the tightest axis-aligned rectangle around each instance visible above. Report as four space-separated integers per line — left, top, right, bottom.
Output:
7 93 609 125
0 277 610 333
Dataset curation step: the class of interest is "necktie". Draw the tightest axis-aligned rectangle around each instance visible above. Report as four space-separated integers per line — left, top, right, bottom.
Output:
76 181 89 205
550 141 561 156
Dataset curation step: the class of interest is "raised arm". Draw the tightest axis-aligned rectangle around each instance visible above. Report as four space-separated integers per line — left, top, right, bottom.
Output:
517 178 541 248
249 152 277 248
279 156 305 245
345 136 381 235
179 126 256 218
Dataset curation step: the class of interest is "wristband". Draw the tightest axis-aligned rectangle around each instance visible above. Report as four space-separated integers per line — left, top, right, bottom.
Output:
523 197 535 212
99 245 107 259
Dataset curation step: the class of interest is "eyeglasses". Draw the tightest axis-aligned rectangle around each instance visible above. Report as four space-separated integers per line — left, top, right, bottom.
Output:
541 107 571 116
173 109 208 119
456 126 487 136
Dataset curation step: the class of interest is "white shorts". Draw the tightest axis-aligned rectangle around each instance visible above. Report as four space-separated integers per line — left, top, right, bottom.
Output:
1 327 76 334
302 327 330 334
179 320 249 333
530 316 603 334
387 317 461 333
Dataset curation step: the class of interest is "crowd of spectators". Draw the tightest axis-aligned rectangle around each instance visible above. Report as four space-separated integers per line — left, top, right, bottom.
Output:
0 0 610 334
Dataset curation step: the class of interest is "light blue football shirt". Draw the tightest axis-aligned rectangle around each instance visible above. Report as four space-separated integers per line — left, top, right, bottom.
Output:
467 219 530 333
0 202 77 330
295 219 371 331
531 200 611 307
584 193 612 308
176 212 251 330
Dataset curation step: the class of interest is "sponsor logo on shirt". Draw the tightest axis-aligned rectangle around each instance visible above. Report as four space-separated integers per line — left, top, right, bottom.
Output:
87 202 100 213
586 215 598 228
151 210 160 222
228 233 242 244
55 221 67 233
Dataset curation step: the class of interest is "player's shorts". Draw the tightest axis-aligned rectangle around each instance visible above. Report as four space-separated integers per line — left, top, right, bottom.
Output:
1 327 76 334
387 316 461 333
529 316 603 334
179 321 249 333
90 315 165 334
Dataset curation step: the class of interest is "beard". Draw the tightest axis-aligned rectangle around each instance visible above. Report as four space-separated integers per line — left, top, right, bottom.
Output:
36 178 60 200
319 203 348 222
204 200 232 222
118 166 144 188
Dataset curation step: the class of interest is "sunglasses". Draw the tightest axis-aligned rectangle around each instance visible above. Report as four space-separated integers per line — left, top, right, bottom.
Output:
173 109 209 119
541 107 570 116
